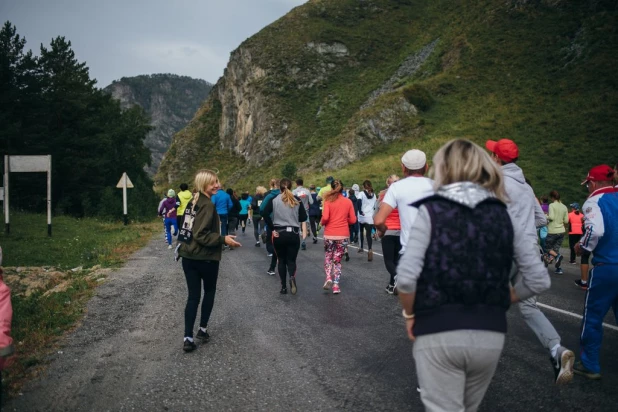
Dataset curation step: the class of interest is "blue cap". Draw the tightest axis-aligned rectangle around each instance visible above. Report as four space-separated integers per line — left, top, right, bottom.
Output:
569 202 580 210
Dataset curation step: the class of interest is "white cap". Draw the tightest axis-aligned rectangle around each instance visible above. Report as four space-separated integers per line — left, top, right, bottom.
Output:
401 149 426 170
352 184 360 191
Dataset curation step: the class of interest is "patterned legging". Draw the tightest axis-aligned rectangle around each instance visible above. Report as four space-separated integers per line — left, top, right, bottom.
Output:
324 239 346 285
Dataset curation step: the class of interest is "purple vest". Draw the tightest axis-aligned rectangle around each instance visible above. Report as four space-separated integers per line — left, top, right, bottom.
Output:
413 196 514 337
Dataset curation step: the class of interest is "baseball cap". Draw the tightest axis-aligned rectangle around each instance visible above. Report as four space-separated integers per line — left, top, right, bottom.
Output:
352 184 360 191
325 176 334 183
401 149 427 170
167 189 176 197
581 164 615 185
569 202 580 210
485 139 519 163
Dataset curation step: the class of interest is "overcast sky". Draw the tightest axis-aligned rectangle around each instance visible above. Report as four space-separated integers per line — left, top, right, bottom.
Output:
1 0 306 87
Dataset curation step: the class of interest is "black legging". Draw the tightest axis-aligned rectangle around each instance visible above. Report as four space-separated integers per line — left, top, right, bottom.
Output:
239 214 248 232
382 235 402 286
360 223 374 250
273 230 301 287
309 215 319 237
253 216 265 242
569 234 582 263
228 216 238 235
182 258 219 338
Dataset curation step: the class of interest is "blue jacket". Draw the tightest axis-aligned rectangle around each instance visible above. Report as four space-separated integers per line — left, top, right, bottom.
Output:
211 189 232 216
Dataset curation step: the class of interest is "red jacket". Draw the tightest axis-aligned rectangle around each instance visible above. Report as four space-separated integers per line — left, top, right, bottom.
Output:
568 211 583 235
321 195 357 237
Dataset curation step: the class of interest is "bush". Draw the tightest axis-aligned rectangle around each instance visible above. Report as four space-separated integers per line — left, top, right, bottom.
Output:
281 162 297 179
402 84 435 111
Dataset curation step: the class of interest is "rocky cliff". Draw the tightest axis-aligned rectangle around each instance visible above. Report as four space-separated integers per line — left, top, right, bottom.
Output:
104 74 212 176
157 0 618 203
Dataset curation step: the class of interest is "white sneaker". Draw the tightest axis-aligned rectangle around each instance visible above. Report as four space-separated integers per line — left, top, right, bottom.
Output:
168 244 173 249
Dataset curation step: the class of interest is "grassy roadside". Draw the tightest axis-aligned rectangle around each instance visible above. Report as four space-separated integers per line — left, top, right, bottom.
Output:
0 212 160 400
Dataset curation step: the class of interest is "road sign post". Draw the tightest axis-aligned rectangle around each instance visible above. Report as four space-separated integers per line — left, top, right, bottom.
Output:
116 173 134 225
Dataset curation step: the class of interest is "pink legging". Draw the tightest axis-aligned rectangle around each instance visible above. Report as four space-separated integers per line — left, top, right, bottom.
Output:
324 239 346 284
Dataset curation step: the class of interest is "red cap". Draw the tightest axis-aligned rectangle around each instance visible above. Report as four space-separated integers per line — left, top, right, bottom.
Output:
485 139 519 163
581 164 615 185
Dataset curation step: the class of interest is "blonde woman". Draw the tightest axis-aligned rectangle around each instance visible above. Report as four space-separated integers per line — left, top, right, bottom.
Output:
177 170 241 352
262 178 308 294
396 139 549 411
321 179 357 294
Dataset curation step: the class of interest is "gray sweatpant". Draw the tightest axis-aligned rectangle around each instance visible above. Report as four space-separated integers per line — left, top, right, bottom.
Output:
511 265 561 352
413 330 505 412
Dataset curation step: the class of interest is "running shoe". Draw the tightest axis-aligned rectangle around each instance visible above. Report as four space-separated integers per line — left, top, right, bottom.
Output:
368 250 373 262
255 242 260 247
183 339 197 352
332 284 341 294
323 278 333 290
555 254 563 268
196 328 210 342
554 268 564 275
574 361 601 380
280 287 288 295
301 242 306 251
267 269 276 276
267 253 273 257
569 261 576 265
168 244 173 249
551 346 574 385
290 277 297 295
357 248 364 254
385 285 395 295
313 237 318 244
574 279 588 290
345 252 350 262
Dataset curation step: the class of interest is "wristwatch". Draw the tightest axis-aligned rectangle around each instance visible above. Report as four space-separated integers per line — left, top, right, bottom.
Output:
402 309 415 320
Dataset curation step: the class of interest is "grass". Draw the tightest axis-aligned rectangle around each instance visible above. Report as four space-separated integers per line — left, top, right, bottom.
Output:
0 212 160 400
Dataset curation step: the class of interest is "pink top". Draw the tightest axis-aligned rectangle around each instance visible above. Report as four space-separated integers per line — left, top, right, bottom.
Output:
321 195 357 239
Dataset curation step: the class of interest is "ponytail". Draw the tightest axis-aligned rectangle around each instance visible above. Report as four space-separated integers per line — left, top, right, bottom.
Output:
324 179 343 203
280 178 299 207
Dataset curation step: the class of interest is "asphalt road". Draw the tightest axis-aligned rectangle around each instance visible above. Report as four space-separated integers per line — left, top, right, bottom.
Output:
7 232 618 411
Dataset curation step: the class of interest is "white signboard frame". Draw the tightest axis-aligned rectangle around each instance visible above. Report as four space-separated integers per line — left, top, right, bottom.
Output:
116 172 134 225
4 155 52 236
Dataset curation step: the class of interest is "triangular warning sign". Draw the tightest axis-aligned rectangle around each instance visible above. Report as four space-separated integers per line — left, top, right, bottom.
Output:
116 173 134 188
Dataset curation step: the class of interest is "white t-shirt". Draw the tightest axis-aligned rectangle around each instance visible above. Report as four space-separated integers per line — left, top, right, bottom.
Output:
382 176 434 252
357 190 378 224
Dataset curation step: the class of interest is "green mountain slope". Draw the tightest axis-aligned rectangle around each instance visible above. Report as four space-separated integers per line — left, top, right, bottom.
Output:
157 0 617 204
105 74 212 176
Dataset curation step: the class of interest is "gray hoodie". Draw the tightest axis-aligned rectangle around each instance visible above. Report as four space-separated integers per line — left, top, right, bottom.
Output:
502 163 550 298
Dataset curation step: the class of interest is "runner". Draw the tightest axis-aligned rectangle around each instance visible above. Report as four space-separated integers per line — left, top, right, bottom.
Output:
574 164 618 379
308 184 321 244
260 179 281 276
486 138 574 384
176 169 241 352
211 186 232 236
374 149 433 257
317 176 334 201
158 189 178 249
176 183 192 230
375 175 401 295
348 184 360 244
397 139 550 411
239 193 251 234
545 190 569 274
293 178 313 250
321 179 356 294
356 180 377 261
251 186 267 247
262 178 308 295
226 188 241 239
567 202 583 264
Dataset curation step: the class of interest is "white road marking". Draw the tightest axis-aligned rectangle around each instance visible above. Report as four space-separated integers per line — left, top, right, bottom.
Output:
316 235 618 332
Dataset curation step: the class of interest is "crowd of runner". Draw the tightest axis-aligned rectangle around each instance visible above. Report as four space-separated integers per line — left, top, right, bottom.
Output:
158 138 618 411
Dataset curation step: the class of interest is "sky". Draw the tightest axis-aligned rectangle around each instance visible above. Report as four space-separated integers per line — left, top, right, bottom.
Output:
1 0 306 87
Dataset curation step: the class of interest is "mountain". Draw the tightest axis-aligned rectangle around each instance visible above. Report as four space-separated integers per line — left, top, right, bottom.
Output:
104 74 212 176
156 0 618 204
